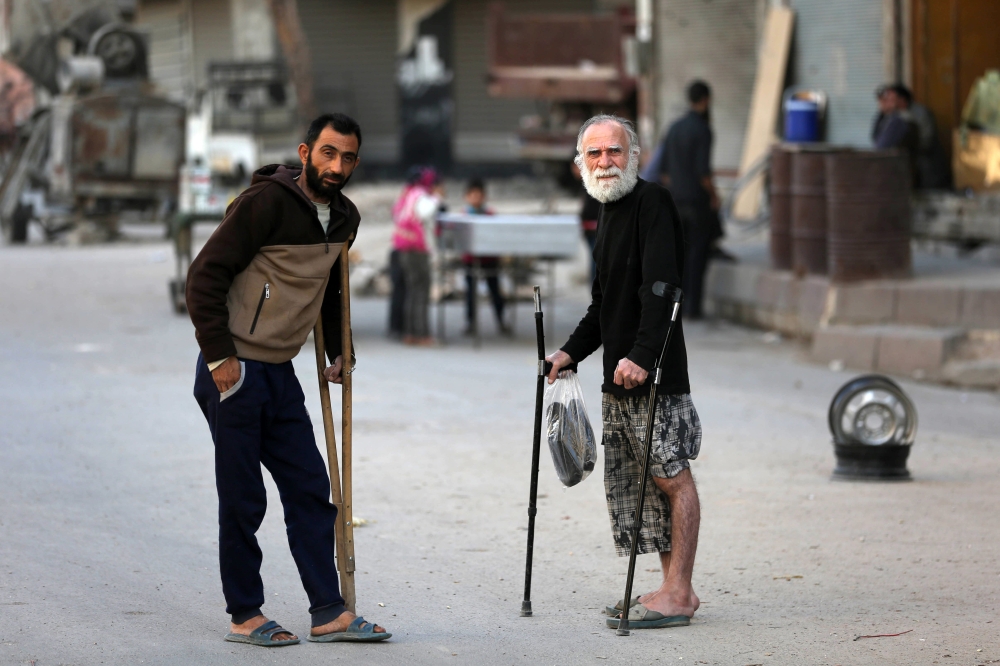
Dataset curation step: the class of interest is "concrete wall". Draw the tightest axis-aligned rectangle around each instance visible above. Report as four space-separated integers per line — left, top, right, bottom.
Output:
651 0 890 169
136 0 190 103
785 0 885 147
189 0 233 90
297 0 400 164
653 0 763 171
452 0 589 164
300 0 609 167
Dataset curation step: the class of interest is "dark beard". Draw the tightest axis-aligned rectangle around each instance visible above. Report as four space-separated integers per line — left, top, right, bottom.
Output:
305 158 347 198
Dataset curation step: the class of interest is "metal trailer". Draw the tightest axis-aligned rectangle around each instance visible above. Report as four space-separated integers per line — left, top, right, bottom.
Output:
67 90 186 230
0 90 185 241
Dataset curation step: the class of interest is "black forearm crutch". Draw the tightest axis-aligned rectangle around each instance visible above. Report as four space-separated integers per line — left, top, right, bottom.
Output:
521 286 546 617
616 281 683 636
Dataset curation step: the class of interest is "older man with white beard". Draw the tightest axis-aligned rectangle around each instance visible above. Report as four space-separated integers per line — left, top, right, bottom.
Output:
546 115 702 630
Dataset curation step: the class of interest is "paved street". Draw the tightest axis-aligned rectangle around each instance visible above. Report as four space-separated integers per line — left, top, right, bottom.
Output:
2 237 999 666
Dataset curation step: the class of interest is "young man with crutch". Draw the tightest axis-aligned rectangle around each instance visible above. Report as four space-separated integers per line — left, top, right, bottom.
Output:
546 115 703 629
187 113 390 645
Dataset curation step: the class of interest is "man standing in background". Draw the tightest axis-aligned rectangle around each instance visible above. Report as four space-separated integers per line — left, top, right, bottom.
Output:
873 84 949 188
659 80 718 320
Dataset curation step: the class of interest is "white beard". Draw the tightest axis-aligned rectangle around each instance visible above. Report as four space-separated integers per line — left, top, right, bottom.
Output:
579 153 640 203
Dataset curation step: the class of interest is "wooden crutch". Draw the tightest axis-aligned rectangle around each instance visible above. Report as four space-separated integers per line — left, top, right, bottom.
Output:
312 238 357 614
338 238 357 613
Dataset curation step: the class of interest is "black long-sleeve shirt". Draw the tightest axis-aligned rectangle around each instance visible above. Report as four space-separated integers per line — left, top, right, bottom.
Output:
659 110 713 207
561 178 690 398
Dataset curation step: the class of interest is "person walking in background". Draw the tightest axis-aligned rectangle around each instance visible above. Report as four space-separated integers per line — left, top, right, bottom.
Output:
659 80 718 320
547 115 702 630
391 166 440 346
462 178 509 336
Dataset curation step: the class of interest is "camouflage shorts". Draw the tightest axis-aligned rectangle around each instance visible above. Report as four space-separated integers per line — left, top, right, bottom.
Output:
602 392 702 557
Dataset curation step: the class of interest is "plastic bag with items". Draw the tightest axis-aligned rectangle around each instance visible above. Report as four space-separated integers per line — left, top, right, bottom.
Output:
543 371 597 487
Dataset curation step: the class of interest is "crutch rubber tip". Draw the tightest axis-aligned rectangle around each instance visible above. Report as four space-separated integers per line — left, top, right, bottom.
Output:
520 601 532 617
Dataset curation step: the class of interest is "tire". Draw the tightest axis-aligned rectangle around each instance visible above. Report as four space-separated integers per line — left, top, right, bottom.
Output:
94 30 141 77
8 202 31 244
828 374 916 446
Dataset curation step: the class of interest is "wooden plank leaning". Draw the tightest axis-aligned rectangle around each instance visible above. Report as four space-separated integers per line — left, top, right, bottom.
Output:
732 5 794 220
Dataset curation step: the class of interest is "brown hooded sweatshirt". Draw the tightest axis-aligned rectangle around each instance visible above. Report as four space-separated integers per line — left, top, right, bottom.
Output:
186 164 361 366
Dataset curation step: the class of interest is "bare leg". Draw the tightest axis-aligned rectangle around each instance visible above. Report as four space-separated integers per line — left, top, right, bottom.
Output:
638 469 701 617
635 551 670 605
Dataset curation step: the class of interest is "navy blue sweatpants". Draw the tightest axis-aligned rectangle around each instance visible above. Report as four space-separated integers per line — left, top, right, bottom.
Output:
193 354 346 627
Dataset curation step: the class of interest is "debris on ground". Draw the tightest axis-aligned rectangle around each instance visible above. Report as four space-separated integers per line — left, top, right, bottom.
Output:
853 629 913 641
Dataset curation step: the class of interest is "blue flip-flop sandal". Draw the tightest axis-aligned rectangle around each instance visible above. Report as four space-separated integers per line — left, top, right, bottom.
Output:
225 619 300 646
308 616 392 643
605 603 691 629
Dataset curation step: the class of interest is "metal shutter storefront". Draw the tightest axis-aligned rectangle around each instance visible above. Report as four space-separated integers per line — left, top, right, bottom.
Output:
786 0 884 147
452 0 592 163
136 0 190 104
654 0 761 171
298 0 400 164
189 0 233 91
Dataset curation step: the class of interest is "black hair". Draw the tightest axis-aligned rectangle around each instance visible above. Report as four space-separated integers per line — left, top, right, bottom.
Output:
687 80 711 105
406 165 425 185
466 177 485 193
891 83 913 105
304 113 362 150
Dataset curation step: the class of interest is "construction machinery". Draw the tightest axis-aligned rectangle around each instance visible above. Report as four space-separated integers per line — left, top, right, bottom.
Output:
0 0 184 243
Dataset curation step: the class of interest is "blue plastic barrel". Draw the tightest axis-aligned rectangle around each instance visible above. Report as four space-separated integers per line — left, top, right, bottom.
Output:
785 99 820 142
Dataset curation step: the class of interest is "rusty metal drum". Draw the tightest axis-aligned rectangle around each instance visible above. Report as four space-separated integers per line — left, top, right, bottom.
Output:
790 150 829 275
826 151 912 282
769 145 793 270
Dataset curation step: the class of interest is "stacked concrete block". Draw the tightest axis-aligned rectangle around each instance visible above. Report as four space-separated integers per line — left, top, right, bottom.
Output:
827 283 896 325
960 288 1000 329
874 326 965 378
706 264 832 338
811 325 965 379
796 276 831 333
912 192 1000 244
706 258 1000 388
810 326 879 370
894 284 963 327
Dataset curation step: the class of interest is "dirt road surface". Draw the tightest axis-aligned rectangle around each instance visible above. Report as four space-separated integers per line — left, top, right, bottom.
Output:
1 239 998 665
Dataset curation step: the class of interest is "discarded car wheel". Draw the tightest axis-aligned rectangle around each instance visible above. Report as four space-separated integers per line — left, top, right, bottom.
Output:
828 375 917 481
